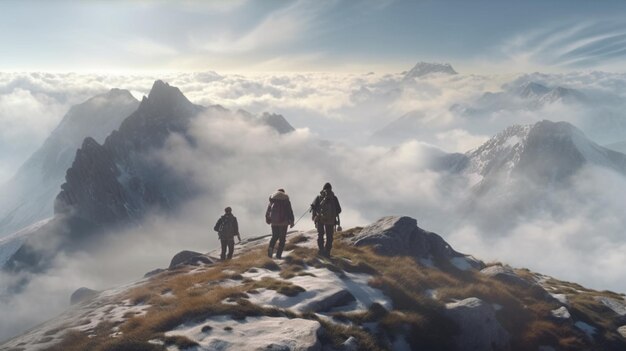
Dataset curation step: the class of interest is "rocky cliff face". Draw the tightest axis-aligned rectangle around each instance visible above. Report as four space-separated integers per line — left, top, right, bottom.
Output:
54 81 204 229
0 89 139 237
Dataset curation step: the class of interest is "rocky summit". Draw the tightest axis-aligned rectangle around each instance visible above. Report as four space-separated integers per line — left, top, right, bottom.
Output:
2 216 625 351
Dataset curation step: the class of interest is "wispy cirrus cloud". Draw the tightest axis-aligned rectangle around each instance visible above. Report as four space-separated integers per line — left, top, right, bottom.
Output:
500 20 626 70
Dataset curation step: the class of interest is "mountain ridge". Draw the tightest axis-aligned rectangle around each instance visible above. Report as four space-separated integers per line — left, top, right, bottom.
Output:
2 215 625 351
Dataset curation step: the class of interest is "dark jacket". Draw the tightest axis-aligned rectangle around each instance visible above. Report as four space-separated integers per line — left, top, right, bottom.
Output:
266 191 295 226
214 213 239 240
311 189 342 225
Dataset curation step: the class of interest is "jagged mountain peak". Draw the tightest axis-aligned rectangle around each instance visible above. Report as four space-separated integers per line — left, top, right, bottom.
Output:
259 112 296 134
139 80 194 111
404 61 458 79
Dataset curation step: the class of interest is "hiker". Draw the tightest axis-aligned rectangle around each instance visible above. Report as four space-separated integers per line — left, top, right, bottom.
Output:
311 182 342 257
265 188 294 259
213 207 241 261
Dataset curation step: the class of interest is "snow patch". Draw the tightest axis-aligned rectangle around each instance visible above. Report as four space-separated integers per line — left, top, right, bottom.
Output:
164 315 321 351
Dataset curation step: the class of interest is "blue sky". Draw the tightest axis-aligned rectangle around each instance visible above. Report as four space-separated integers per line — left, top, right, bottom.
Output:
2 0 626 73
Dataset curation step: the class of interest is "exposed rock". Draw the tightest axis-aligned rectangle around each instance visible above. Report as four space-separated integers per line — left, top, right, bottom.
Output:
144 268 166 278
445 297 510 351
480 265 531 287
594 296 626 316
169 250 213 269
305 289 356 313
351 216 482 269
551 306 571 320
70 287 99 305
618 325 626 339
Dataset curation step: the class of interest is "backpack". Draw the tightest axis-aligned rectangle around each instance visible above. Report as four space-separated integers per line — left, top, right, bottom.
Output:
217 215 235 239
318 190 336 224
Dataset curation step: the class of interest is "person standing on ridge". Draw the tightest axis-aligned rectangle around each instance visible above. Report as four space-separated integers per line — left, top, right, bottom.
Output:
265 188 294 259
214 207 241 261
311 182 342 257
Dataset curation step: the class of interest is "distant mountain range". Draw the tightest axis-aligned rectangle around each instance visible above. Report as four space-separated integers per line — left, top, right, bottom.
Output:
2 81 295 274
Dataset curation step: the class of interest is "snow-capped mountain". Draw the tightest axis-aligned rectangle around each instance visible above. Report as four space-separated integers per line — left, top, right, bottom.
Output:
464 81 588 114
3 216 625 351
464 120 626 188
403 61 457 80
0 89 139 238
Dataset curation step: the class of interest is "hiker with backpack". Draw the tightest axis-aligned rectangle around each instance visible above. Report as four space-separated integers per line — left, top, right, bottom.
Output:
214 207 241 261
311 182 342 257
265 188 295 259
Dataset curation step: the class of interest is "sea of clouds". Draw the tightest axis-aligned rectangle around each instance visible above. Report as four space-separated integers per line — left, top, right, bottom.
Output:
2 69 626 341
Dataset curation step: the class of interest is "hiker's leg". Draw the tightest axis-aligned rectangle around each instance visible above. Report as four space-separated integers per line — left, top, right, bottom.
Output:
226 239 234 259
324 224 335 255
268 226 279 257
316 223 325 252
276 226 288 258
220 240 227 260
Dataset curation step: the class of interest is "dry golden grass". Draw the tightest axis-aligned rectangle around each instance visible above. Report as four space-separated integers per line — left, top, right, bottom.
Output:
49 227 625 351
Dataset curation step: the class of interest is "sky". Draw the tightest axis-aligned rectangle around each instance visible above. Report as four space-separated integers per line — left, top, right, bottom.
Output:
2 0 626 73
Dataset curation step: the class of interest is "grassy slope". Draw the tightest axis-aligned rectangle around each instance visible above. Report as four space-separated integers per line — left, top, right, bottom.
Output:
30 228 626 351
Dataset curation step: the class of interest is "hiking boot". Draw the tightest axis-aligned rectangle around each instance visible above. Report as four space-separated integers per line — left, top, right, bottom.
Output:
267 247 273 258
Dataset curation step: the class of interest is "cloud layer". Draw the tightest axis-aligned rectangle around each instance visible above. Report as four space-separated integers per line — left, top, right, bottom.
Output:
3 69 626 341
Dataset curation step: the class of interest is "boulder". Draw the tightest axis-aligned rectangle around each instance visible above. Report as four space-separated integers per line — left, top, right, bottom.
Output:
169 250 213 269
480 265 531 287
70 287 99 305
351 216 483 268
305 289 356 313
445 297 510 351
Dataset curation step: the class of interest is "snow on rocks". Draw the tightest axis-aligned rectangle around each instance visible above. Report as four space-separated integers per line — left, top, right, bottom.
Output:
444 297 510 351
550 306 571 320
243 265 392 313
165 315 321 351
618 325 626 339
594 296 626 316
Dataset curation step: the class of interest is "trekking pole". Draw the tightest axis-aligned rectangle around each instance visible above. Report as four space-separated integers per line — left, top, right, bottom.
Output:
293 206 312 226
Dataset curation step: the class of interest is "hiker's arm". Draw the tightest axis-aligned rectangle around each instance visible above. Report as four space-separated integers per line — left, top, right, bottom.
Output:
335 197 342 215
235 218 241 242
265 202 271 224
288 200 295 227
213 217 222 232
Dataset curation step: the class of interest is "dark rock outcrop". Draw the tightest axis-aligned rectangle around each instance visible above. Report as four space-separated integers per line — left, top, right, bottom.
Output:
70 287 99 305
351 216 480 268
480 265 532 288
169 250 213 269
445 297 510 351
